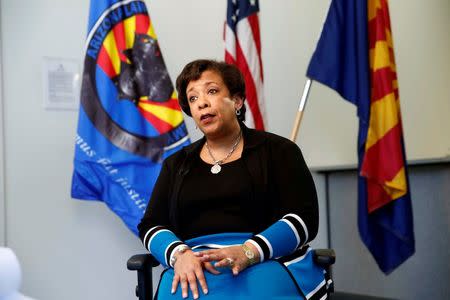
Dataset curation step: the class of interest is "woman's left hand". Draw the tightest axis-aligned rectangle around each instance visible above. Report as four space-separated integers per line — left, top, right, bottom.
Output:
194 245 256 275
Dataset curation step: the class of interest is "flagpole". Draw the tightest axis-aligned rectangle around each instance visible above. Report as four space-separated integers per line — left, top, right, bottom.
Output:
290 79 312 142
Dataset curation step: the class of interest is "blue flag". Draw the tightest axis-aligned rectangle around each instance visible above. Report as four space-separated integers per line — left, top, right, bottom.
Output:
71 0 190 235
307 0 415 274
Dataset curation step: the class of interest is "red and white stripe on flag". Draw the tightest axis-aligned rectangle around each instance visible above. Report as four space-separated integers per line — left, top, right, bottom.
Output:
224 0 266 130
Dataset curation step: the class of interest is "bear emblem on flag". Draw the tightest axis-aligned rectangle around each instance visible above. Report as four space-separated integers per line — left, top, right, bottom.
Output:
115 34 173 104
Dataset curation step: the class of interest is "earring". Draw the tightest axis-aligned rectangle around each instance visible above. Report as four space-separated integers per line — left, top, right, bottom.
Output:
235 109 241 116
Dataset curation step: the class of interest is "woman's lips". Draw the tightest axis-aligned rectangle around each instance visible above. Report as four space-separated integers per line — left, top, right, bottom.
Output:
200 114 215 123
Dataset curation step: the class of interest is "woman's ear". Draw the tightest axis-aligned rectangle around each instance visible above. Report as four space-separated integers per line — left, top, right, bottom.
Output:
233 96 244 110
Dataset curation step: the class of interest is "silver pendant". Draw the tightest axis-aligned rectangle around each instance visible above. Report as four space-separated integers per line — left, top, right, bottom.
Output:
211 163 221 174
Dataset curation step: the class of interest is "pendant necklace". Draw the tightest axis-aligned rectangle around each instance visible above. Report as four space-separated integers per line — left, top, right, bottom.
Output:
205 130 242 174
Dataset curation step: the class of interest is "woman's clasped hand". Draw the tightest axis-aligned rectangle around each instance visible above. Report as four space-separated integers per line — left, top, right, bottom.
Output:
171 243 259 299
171 248 218 299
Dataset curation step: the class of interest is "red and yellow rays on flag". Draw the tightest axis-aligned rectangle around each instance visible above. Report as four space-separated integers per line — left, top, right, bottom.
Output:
137 92 184 134
361 0 407 213
97 13 155 78
95 13 183 134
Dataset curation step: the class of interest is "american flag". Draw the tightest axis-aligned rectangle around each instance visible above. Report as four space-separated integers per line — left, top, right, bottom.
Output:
225 0 266 130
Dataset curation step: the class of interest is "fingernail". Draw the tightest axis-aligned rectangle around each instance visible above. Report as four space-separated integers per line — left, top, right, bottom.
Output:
171 289 175 294
183 293 187 298
203 289 208 294
194 293 198 299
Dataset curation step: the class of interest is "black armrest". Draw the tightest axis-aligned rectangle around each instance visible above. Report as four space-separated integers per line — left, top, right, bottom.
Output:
313 248 336 268
127 254 160 271
127 254 160 300
313 248 336 293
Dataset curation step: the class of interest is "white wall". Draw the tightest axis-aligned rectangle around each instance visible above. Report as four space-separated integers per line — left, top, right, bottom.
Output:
0 2 5 247
0 0 448 300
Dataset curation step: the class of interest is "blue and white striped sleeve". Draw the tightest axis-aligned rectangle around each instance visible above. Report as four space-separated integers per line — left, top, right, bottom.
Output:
246 213 310 261
247 137 318 262
141 225 189 268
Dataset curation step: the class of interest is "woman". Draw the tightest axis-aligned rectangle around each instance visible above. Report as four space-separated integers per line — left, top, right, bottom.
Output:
138 59 327 299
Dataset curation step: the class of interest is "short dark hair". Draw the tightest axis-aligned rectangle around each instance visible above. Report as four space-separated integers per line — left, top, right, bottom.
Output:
175 59 246 122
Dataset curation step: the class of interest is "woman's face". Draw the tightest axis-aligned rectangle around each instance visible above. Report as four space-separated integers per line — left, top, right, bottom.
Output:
186 70 242 138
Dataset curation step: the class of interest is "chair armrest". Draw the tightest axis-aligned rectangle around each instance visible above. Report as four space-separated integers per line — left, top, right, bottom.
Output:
313 248 336 294
127 254 160 300
313 248 336 268
127 254 160 271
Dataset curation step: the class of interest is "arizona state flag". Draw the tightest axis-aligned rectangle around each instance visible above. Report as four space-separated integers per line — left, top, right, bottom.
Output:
71 0 190 235
307 0 415 274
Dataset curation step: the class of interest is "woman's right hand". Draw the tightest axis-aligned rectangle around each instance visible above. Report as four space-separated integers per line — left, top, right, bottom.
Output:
172 250 220 299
